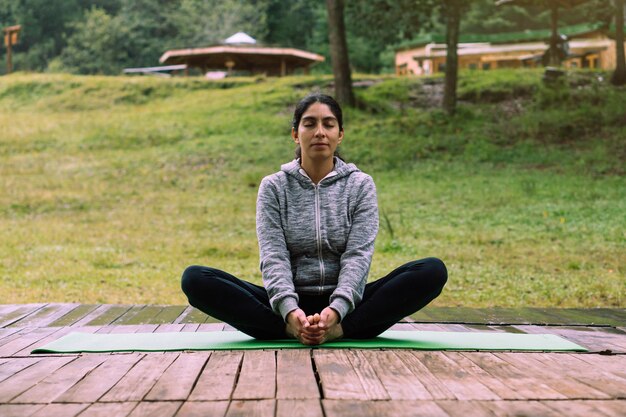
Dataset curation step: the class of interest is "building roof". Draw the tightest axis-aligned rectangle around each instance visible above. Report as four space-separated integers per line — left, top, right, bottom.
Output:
396 22 607 51
159 45 324 70
224 32 256 45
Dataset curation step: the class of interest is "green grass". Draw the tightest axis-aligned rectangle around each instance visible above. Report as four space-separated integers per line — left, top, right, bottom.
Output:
0 70 624 307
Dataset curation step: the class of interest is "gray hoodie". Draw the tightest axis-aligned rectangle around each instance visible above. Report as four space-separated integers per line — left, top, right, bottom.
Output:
256 158 379 321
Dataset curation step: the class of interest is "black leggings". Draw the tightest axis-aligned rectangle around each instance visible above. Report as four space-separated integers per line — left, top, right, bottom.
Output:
181 257 447 340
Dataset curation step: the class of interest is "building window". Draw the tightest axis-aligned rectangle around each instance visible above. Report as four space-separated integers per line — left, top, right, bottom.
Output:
482 62 491 70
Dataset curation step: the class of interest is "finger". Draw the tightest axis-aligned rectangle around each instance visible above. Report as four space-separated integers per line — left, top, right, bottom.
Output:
300 333 323 345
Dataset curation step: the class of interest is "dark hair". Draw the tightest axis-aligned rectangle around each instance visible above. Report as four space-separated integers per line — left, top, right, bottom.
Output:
292 93 344 160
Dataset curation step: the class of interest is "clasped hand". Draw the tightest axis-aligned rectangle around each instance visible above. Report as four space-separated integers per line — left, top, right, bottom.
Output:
286 307 343 345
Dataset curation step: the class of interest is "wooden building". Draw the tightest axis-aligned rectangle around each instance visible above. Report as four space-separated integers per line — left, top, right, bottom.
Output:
159 32 324 77
395 23 625 76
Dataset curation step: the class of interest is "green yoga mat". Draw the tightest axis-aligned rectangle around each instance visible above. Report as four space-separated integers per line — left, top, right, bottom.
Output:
31 330 587 353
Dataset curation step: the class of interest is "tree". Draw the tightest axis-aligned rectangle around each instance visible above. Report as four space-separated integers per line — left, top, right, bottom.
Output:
442 0 464 115
326 0 354 106
169 0 270 49
612 0 626 85
59 8 130 75
265 0 316 49
114 0 180 67
0 0 121 73
496 0 594 67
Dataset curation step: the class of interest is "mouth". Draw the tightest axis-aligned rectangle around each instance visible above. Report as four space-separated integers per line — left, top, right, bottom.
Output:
311 143 329 147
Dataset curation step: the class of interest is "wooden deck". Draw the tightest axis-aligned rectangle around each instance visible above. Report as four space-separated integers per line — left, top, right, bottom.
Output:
0 304 624 417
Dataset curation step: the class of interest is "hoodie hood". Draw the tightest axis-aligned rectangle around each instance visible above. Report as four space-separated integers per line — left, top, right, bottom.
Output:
280 157 359 186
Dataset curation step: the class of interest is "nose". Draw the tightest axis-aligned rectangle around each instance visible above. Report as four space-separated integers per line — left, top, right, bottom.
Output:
314 122 326 138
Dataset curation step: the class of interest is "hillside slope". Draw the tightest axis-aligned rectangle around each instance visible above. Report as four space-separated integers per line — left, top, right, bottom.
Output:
0 71 624 307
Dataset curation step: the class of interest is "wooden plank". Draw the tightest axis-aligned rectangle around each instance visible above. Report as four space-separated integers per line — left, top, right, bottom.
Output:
533 353 626 398
539 308 624 326
11 354 106 403
8 304 80 328
405 309 434 322
183 323 200 332
56 353 144 403
126 401 182 417
188 351 242 401
73 305 132 327
394 351 456 400
413 352 499 400
481 400 562 417
436 400 497 417
580 308 626 325
581 400 626 417
30 403 89 417
276 349 319 399
175 401 229 417
344 350 389 400
15 325 103 356
47 304 99 327
107 305 146 325
480 307 532 325
458 352 567 400
233 350 276 400
100 353 177 402
0 327 61 357
145 352 208 401
154 323 187 332
0 327 51 352
410 323 451 331
225 400 275 417
542 400 626 417
175 306 211 324
322 399 450 417
360 350 431 400
510 307 574 324
197 323 226 331
150 305 187 324
75 402 138 417
0 356 76 402
276 399 324 417
97 324 159 334
0 358 41 384
491 352 610 399
0 404 46 417
514 325 626 353
0 328 21 343
410 307 466 323
112 305 161 325
389 322 416 330
0 304 46 328
313 350 367 400
575 352 626 380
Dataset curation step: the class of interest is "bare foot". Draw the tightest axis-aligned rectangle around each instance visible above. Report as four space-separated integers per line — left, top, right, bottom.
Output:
321 323 344 343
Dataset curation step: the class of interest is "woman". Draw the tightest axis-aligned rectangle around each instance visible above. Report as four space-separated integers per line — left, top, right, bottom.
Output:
181 93 447 345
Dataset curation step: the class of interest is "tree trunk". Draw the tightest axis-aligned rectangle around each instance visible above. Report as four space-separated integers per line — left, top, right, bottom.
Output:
443 0 461 115
612 0 626 85
326 0 355 106
547 3 562 67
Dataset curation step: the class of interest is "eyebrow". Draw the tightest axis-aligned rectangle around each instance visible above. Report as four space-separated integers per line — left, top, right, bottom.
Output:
301 116 337 122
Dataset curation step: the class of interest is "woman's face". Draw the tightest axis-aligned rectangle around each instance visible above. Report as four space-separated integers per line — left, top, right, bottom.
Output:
292 102 343 162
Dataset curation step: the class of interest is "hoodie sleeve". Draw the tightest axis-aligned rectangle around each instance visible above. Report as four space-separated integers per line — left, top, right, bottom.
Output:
329 174 379 320
256 176 299 321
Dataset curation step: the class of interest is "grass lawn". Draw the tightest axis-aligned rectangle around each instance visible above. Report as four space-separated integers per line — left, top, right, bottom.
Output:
0 70 624 307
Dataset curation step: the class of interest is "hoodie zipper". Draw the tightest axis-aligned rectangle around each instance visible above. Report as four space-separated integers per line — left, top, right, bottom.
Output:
313 184 325 294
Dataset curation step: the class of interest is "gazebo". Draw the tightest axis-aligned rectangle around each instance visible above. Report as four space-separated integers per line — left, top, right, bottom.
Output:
159 32 325 76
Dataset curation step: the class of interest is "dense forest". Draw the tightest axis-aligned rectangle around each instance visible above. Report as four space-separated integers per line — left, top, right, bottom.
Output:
0 0 613 75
